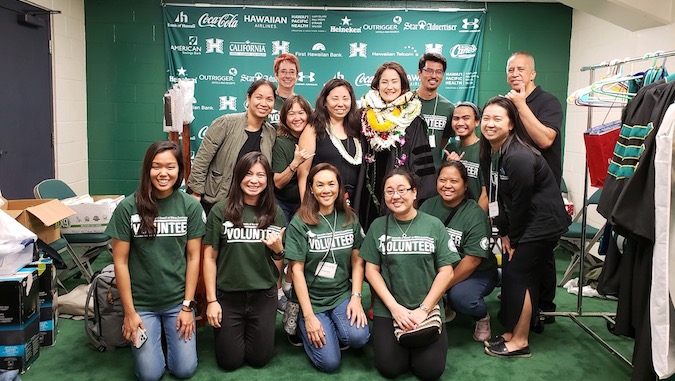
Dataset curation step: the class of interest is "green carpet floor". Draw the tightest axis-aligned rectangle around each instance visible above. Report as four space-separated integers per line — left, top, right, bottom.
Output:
21 252 635 380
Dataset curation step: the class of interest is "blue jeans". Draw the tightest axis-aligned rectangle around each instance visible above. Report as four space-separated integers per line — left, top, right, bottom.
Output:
132 304 197 381
298 297 370 372
276 197 299 226
447 268 498 320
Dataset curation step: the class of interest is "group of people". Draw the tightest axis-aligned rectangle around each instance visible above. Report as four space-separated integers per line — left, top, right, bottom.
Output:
104 50 570 381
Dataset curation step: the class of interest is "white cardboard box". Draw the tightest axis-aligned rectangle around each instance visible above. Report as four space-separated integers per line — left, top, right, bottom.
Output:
60 195 124 234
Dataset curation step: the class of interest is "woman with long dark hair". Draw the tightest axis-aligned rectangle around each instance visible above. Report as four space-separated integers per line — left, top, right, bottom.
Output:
284 163 370 372
297 79 363 209
106 141 205 381
202 151 285 370
188 79 277 215
479 96 569 358
360 168 458 380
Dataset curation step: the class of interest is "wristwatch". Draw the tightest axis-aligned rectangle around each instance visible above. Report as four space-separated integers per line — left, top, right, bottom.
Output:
419 303 430 313
351 292 362 298
182 300 196 311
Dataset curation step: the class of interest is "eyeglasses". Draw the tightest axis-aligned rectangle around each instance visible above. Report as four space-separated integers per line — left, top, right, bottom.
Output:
422 68 445 76
384 187 412 197
279 70 297 76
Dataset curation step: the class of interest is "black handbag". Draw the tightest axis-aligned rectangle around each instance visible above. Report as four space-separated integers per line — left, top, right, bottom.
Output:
383 215 443 348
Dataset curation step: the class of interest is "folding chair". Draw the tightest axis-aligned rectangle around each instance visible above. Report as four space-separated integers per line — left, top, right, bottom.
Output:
556 188 605 286
34 179 112 283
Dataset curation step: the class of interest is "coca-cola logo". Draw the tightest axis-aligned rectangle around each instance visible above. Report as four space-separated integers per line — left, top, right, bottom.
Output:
198 13 239 28
354 73 374 87
449 44 477 59
198 125 209 140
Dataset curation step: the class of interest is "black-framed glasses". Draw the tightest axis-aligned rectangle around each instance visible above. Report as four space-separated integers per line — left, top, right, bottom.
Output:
421 68 444 76
384 187 412 197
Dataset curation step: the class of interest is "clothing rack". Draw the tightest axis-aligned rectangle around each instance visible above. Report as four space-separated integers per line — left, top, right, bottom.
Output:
547 49 675 368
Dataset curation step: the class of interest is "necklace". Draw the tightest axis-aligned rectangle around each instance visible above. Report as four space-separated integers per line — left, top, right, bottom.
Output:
328 124 362 165
393 215 415 237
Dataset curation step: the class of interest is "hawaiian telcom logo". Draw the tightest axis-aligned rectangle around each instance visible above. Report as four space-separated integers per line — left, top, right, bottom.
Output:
349 42 367 58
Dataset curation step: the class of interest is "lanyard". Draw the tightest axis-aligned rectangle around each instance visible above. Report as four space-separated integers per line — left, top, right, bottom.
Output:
318 211 338 264
489 150 500 204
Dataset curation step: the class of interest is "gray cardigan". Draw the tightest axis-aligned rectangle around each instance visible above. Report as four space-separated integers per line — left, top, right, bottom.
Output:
187 112 276 205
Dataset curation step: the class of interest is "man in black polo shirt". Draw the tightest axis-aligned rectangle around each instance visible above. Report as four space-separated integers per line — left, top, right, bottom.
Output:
505 51 564 330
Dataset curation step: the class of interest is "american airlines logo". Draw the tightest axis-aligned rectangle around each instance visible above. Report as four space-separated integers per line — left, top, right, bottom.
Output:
205 38 224 54
462 18 480 30
271 40 290 55
198 13 239 28
349 42 367 58
297 72 315 83
219 96 237 111
425 43 443 54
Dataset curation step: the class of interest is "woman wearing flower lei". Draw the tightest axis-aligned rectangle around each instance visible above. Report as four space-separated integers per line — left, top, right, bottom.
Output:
359 61 436 229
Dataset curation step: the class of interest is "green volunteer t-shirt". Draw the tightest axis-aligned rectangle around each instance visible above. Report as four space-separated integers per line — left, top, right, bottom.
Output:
267 94 286 128
443 138 484 202
284 210 365 314
272 135 300 203
204 200 286 291
419 196 496 272
359 211 459 319
419 94 454 170
104 191 206 312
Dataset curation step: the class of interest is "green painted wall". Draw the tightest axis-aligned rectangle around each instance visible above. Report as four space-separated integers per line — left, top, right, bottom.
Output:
85 0 572 195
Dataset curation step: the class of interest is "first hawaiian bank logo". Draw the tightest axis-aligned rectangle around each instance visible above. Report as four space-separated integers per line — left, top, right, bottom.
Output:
349 42 367 58
219 96 237 111
272 40 290 55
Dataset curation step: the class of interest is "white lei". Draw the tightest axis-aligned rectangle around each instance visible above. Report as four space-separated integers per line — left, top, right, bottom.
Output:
328 124 362 166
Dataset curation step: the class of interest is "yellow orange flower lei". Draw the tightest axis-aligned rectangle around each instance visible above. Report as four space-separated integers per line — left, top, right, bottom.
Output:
366 107 402 132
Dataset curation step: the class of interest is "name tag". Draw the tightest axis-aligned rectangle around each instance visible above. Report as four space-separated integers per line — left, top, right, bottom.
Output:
428 135 436 148
315 262 337 279
489 201 500 218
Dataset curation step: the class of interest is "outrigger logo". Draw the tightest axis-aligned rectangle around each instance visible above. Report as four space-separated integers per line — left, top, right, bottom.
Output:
450 44 477 59
425 43 443 54
222 222 281 243
349 42 367 58
377 235 436 255
198 13 239 28
205 38 224 54
307 231 354 252
462 18 480 30
130 214 188 237
271 40 290 55
219 96 237 111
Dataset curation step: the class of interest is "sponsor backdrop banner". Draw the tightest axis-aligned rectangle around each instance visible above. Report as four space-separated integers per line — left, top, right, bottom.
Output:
163 5 484 156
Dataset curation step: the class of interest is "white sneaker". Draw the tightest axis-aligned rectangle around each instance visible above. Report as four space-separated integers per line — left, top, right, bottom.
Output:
473 314 491 342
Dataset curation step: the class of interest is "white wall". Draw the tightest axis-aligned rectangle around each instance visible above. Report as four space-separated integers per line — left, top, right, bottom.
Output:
564 9 675 226
32 0 88 195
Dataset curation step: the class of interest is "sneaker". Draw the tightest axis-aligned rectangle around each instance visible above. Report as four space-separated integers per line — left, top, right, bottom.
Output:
443 306 456 323
277 293 288 314
287 334 303 347
473 314 491 342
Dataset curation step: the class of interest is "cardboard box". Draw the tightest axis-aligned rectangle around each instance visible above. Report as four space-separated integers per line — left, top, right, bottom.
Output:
0 269 38 326
0 241 34 276
0 199 75 244
22 260 58 346
60 195 124 234
0 311 40 373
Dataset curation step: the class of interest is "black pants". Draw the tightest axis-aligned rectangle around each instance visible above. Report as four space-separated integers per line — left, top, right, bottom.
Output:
538 254 557 312
213 286 277 370
372 316 447 381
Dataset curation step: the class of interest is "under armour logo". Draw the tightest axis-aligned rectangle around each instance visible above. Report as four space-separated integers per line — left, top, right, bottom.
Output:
462 18 479 29
425 43 443 54
174 11 188 23
205 38 224 54
271 40 290 55
297 72 315 83
349 42 367 58
219 96 237 111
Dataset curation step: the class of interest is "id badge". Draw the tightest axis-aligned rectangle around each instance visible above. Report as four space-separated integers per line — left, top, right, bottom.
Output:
428 135 436 148
315 262 337 279
488 201 499 218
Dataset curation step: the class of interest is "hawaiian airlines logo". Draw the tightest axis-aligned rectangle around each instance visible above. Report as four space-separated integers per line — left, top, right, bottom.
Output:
425 43 443 54
243 14 287 29
271 40 290 55
297 72 315 83
219 96 237 111
175 11 188 23
205 38 224 54
450 44 477 59
198 13 239 28
462 18 480 30
349 42 367 58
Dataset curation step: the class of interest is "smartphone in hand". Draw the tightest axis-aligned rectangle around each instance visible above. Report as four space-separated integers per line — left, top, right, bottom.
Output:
135 327 147 349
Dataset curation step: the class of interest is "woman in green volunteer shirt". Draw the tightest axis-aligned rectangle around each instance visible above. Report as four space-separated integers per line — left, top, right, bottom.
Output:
419 160 497 343
202 151 286 371
285 163 370 372
106 141 205 381
360 168 458 381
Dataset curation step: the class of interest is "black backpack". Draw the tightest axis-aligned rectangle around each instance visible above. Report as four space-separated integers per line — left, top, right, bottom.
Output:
84 264 128 351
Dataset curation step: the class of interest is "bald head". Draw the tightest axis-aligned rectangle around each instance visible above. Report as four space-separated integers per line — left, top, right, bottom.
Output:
506 52 537 93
